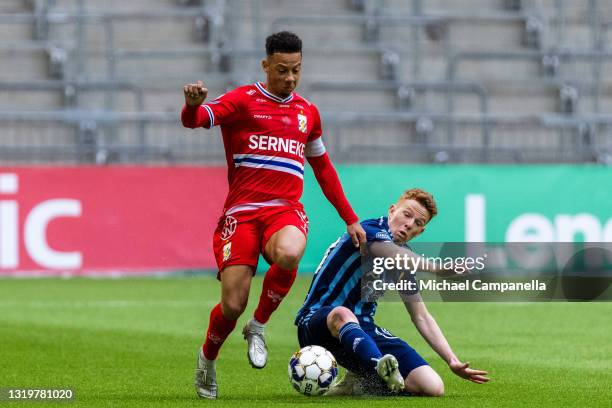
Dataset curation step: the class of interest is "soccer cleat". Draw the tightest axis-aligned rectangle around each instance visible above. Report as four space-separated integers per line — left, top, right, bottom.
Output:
194 349 218 399
326 370 364 396
242 318 268 369
375 354 404 393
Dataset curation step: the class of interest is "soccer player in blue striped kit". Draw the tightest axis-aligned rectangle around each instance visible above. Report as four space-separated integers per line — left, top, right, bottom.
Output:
295 188 489 396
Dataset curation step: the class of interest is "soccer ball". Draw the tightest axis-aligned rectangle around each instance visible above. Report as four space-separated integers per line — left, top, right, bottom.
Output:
288 345 338 396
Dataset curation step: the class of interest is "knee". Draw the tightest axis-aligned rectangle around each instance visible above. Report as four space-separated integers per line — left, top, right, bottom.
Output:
273 243 303 270
327 306 358 337
221 297 247 320
420 377 445 397
405 366 445 397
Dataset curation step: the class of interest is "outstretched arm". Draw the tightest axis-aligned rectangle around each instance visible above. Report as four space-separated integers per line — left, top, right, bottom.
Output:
403 296 489 384
307 152 365 247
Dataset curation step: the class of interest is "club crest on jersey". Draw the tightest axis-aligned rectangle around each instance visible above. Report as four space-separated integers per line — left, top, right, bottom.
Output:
222 242 232 261
220 216 237 240
297 113 308 133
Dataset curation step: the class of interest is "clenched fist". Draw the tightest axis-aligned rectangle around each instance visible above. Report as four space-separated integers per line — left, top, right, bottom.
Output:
183 80 208 106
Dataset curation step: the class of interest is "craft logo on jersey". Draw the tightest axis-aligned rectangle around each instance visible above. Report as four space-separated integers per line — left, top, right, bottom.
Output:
297 113 308 133
220 215 238 240
222 242 232 261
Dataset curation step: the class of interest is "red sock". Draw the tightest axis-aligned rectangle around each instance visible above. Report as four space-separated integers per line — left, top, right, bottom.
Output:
254 264 297 324
202 303 237 360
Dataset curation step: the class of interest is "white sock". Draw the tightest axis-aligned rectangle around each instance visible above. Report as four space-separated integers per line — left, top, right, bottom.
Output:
249 317 266 331
200 350 216 363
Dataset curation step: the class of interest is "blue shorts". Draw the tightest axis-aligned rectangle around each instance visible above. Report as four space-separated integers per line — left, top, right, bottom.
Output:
297 306 428 381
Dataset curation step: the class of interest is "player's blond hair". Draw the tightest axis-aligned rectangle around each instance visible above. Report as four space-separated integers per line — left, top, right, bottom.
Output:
397 188 438 220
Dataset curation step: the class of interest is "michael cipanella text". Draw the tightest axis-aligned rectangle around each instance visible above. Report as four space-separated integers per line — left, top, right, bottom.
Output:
371 254 547 293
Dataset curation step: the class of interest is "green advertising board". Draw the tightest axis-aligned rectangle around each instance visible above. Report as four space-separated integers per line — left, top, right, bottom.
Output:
291 165 612 272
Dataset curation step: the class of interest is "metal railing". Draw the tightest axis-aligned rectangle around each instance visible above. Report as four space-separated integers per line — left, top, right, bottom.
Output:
0 80 145 110
0 110 224 164
1 110 610 164
448 48 612 113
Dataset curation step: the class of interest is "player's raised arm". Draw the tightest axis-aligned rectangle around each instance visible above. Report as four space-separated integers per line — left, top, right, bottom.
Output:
402 295 490 384
181 80 209 128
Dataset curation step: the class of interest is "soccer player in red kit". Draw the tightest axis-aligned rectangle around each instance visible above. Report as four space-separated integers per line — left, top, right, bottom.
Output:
181 31 366 399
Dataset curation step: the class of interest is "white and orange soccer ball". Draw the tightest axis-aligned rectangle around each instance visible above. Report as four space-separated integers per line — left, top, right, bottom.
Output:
288 345 338 396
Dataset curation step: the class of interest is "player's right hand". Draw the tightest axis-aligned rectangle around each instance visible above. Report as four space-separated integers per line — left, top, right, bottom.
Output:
347 222 366 249
183 80 208 106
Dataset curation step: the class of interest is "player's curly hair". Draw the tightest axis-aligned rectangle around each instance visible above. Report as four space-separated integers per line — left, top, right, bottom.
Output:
398 188 438 220
266 31 302 55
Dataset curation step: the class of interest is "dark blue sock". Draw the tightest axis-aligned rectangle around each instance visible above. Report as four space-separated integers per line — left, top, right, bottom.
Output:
338 322 382 370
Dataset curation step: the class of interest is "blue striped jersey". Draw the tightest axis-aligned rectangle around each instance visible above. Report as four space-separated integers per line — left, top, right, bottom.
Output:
295 217 399 326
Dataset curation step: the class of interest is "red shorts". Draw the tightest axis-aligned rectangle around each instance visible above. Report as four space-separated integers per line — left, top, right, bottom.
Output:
212 204 309 277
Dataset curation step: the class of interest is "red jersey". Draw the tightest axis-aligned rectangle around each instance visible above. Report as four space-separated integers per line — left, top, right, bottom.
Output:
188 82 326 214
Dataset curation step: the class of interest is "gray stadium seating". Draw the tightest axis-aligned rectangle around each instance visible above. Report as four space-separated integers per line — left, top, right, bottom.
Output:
0 0 611 164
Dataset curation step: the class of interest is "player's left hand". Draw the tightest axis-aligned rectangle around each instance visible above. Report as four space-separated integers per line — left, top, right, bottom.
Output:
449 360 490 384
347 222 366 248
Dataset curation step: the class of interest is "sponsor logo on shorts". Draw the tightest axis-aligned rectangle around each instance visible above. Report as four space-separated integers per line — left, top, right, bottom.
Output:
296 210 309 234
220 216 238 240
208 333 223 344
222 242 232 262
353 337 363 352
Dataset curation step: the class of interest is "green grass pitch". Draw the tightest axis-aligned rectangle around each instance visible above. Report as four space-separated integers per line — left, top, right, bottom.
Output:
1 276 611 407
